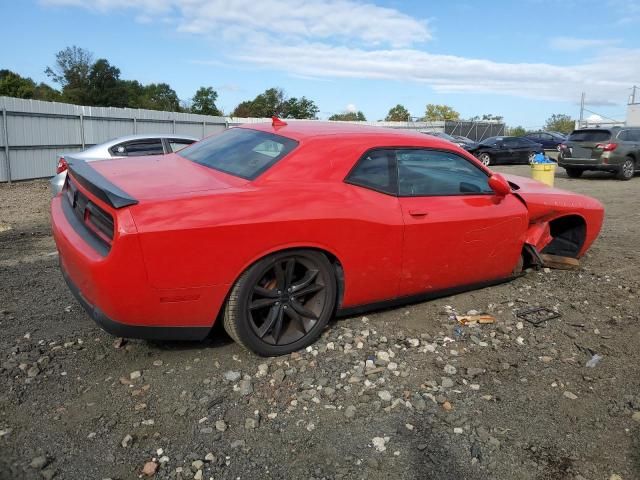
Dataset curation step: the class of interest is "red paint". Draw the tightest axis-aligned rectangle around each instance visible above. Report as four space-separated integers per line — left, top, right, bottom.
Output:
51 122 604 333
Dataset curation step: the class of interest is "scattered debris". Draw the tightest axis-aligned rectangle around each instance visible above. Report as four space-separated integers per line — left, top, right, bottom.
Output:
516 307 561 326
456 314 496 326
585 354 603 368
142 461 158 476
540 253 580 270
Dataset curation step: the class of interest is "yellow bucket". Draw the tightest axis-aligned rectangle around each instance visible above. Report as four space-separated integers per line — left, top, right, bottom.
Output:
531 163 556 187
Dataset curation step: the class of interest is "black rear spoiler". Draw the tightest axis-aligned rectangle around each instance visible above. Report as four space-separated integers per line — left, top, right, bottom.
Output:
67 158 138 209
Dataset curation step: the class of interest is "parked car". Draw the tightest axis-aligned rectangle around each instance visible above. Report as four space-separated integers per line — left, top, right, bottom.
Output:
452 135 478 148
467 136 544 166
420 131 473 150
523 131 566 151
51 120 603 356
50 134 198 195
558 127 640 180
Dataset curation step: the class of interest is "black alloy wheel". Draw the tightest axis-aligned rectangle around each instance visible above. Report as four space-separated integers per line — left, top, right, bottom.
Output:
223 250 336 356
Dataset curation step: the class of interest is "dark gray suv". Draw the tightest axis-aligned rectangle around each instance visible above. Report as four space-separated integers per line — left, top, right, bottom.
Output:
558 127 640 180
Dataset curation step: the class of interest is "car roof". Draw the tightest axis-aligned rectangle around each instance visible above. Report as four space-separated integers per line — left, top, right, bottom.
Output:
238 121 436 142
99 133 199 145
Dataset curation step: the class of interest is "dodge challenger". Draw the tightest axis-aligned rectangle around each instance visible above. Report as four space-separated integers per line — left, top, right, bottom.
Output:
51 118 604 356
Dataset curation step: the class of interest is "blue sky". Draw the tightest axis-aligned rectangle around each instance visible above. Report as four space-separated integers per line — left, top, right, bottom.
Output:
1 0 639 127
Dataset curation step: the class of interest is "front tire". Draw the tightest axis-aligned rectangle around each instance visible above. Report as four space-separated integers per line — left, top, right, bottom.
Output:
223 250 337 356
616 157 635 181
565 167 584 178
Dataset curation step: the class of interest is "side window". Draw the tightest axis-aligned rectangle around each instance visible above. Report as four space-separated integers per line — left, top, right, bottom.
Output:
502 137 520 148
111 139 164 156
397 149 493 196
346 149 397 195
630 130 640 142
617 130 629 141
168 139 195 153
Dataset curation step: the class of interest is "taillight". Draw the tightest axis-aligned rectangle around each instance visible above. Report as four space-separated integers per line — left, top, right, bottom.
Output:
56 156 68 174
596 143 618 152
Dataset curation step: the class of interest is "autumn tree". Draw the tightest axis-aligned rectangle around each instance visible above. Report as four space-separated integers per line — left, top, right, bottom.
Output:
385 104 410 121
423 104 460 121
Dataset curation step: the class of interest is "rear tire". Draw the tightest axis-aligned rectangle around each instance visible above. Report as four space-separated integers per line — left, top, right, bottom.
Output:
616 157 635 181
478 153 491 166
565 167 584 178
223 250 336 356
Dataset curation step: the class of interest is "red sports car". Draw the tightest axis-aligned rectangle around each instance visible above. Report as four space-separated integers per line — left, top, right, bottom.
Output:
51 119 604 356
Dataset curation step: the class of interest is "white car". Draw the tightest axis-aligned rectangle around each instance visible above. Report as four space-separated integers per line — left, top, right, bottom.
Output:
50 134 198 196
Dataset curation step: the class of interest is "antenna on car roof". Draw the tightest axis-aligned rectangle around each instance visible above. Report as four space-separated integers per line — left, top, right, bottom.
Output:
272 116 288 127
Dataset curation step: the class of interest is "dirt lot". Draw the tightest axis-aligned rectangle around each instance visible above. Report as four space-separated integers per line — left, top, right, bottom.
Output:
1 166 639 480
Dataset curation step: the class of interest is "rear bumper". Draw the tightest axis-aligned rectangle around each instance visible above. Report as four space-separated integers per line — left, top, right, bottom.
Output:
60 262 209 341
51 194 226 340
558 154 624 170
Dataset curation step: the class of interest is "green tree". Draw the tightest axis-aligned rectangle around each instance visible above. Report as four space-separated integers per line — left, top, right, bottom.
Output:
191 87 222 116
231 88 319 119
385 104 410 122
138 83 181 111
423 104 460 121
87 59 128 107
544 114 574 134
0 69 60 101
45 46 94 104
282 96 319 119
510 126 527 136
328 111 367 121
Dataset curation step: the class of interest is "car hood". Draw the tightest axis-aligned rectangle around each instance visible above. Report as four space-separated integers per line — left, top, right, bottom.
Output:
502 173 604 218
89 153 248 201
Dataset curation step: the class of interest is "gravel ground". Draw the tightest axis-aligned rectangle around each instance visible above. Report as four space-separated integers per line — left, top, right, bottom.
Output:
1 166 639 480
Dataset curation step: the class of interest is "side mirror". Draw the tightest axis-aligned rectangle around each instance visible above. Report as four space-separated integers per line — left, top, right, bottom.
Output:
488 174 511 197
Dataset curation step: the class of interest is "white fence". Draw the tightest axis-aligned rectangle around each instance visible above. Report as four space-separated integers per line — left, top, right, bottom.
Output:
0 96 505 182
0 97 228 182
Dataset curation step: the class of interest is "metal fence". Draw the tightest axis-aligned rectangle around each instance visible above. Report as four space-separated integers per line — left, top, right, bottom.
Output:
0 97 228 182
444 121 505 141
1 96 505 182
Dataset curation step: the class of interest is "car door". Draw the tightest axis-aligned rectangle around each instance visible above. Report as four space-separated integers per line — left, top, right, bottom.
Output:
395 148 528 296
501 137 524 163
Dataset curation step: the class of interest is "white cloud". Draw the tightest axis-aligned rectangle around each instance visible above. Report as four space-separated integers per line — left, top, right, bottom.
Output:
234 42 639 104
345 103 357 113
41 0 639 105
41 0 430 47
549 36 620 51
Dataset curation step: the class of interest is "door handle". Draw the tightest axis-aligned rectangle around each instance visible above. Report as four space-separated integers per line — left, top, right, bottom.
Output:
408 209 428 217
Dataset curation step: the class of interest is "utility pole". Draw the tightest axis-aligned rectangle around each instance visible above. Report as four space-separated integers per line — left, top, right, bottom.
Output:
631 85 638 105
579 92 585 126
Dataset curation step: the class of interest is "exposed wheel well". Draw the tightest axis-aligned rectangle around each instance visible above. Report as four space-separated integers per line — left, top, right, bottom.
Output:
541 215 587 258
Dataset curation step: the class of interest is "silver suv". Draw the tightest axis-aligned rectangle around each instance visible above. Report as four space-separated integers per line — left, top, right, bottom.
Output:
558 127 640 180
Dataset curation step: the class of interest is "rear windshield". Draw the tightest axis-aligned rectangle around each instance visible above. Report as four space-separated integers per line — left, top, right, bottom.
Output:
568 130 611 142
179 128 298 180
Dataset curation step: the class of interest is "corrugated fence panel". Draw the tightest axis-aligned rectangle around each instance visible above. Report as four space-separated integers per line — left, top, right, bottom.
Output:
10 146 80 180
0 151 7 182
205 123 226 136
136 120 174 135
84 118 135 145
8 113 81 147
174 122 206 138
